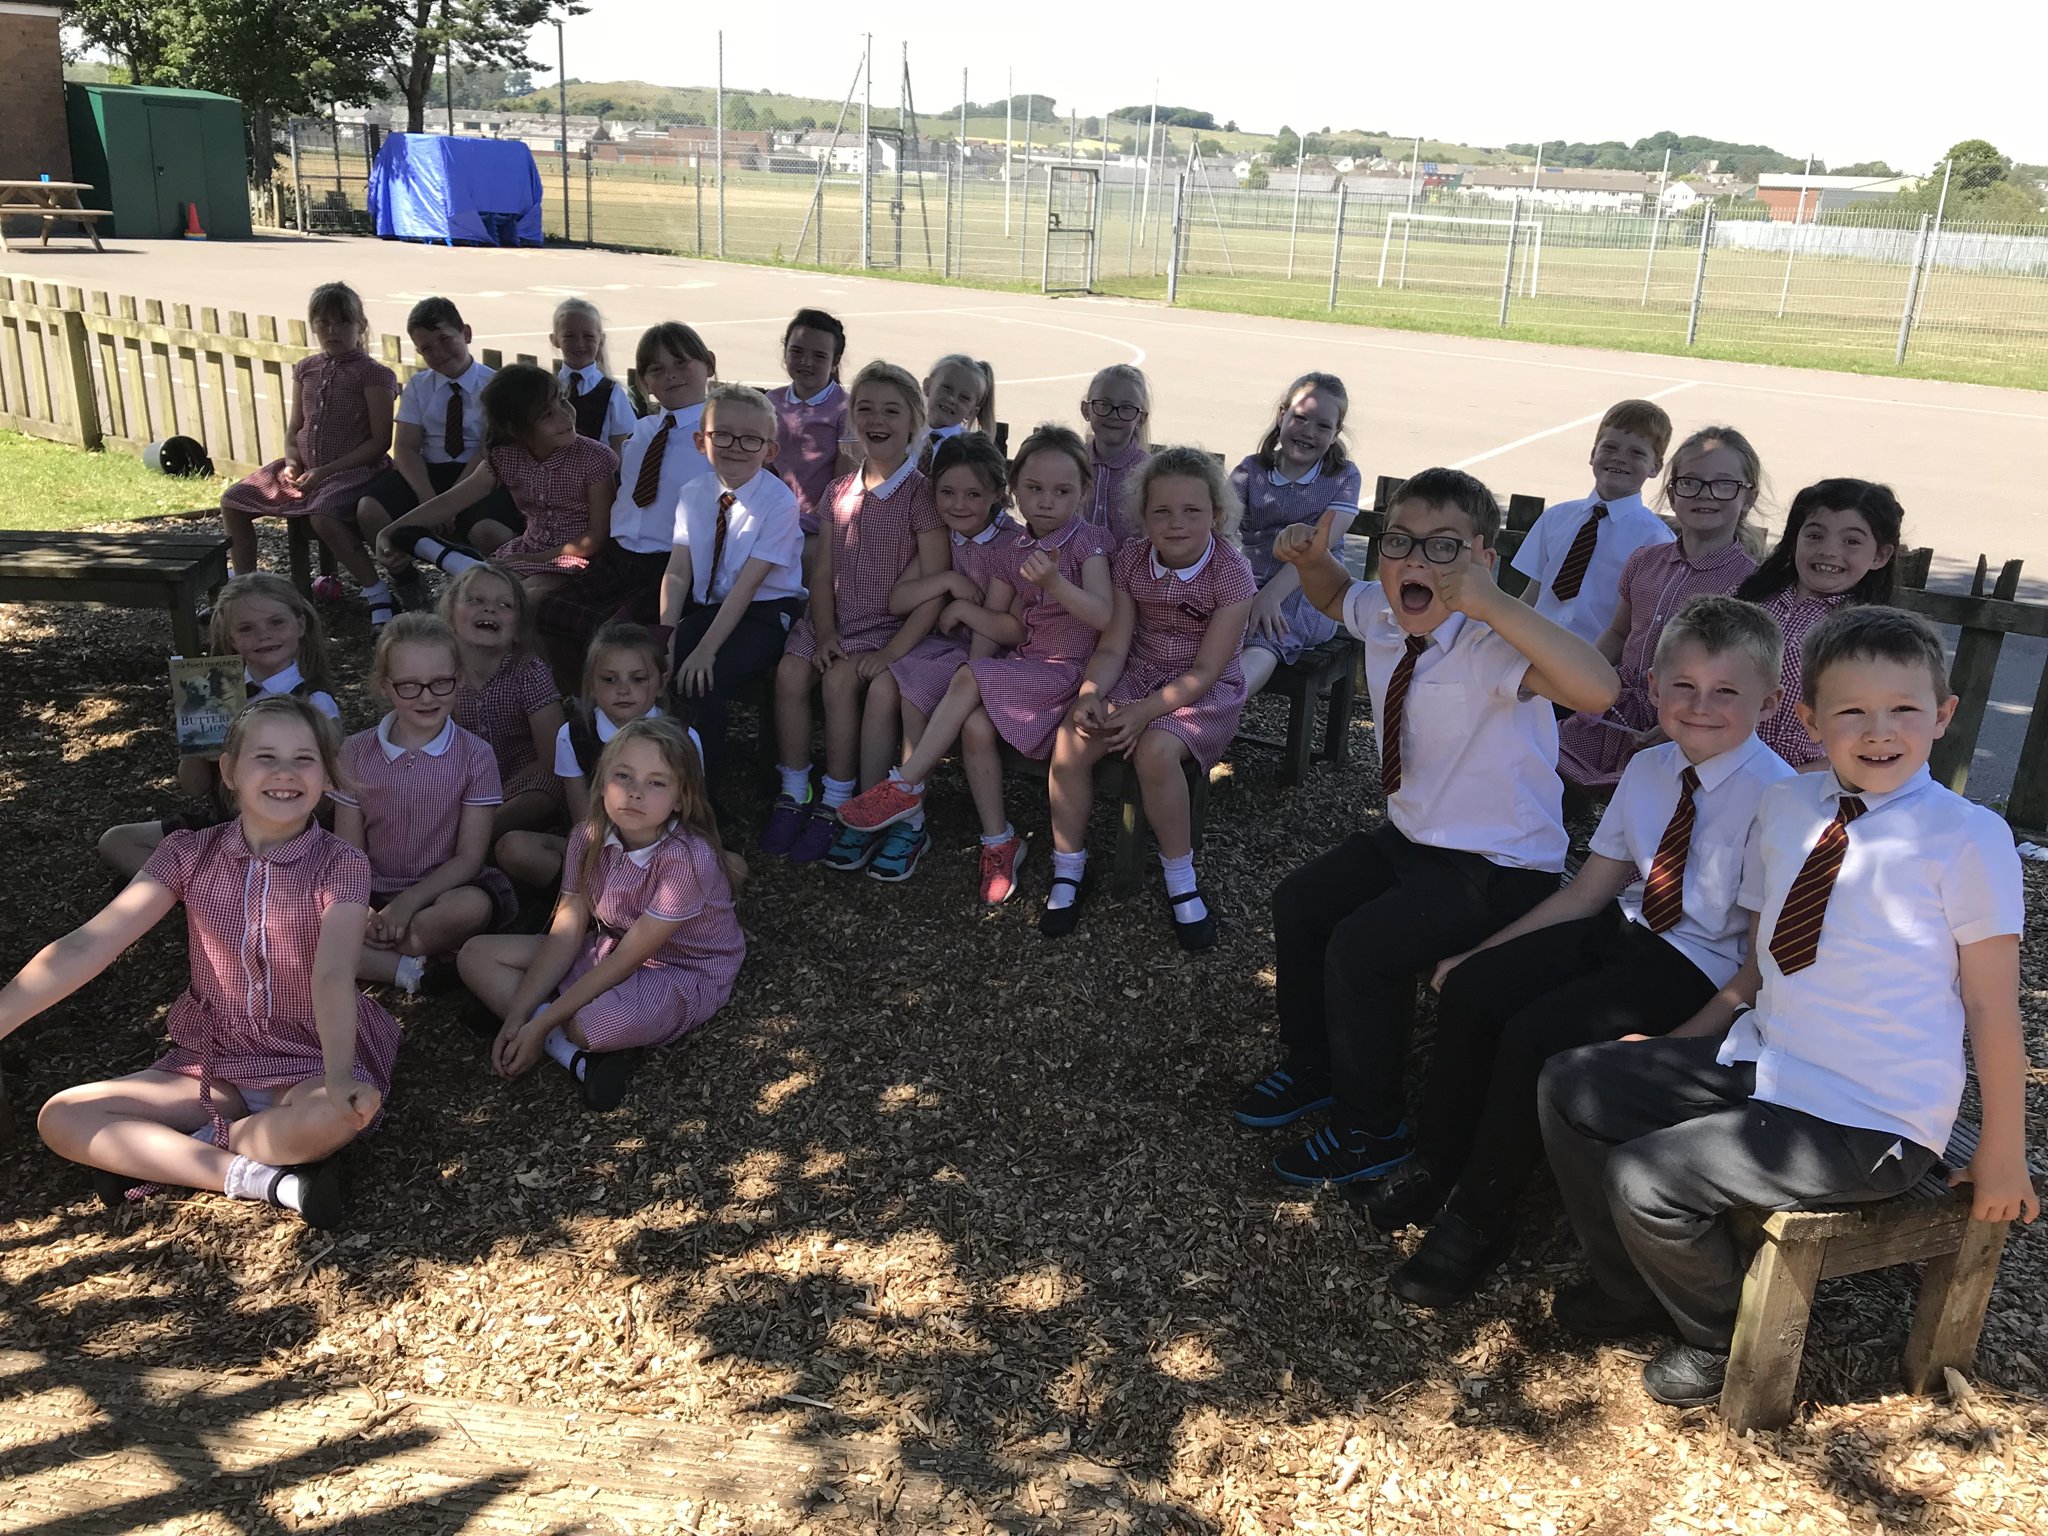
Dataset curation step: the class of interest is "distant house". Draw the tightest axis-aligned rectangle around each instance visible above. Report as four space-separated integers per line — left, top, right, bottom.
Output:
1754 172 1919 221
789 131 899 175
1660 180 1703 215
1462 167 1663 212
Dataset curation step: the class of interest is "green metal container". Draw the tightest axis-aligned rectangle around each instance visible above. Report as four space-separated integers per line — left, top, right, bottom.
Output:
65 83 253 240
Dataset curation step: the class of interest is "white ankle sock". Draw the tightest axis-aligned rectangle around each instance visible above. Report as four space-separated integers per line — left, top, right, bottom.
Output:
440 550 483 575
981 823 1016 847
363 579 392 603
1047 849 1088 909
224 1153 304 1211
889 767 926 795
392 954 425 994
1161 852 1208 922
777 763 813 802
906 807 926 831
544 1025 585 1079
820 775 857 810
411 536 450 562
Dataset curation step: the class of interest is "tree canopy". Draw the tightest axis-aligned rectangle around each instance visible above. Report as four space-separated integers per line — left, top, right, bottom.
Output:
1507 132 1809 174
1111 106 1217 130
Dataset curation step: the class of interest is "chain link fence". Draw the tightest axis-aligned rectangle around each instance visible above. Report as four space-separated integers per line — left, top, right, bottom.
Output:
261 47 2048 388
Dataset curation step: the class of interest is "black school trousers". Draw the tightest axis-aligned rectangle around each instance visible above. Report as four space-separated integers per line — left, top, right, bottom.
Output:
1420 908 1720 1243
669 596 805 787
1537 1036 1936 1349
1270 823 1558 1134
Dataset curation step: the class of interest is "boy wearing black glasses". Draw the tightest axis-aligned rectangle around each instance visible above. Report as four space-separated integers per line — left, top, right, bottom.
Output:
1234 468 1619 1189
657 384 808 786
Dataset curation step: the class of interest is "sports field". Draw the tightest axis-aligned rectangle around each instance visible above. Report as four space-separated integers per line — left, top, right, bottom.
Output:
7 233 2044 798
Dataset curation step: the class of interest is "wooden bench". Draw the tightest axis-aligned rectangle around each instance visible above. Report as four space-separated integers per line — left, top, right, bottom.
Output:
1000 744 1206 894
0 180 110 253
285 517 339 594
1723 1120 2014 1432
1247 634 1361 785
0 529 230 655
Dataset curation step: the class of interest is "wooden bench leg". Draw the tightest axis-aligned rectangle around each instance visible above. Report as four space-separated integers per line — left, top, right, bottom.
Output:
170 586 204 657
1722 1234 1824 1432
1903 1217 2011 1394
288 518 314 593
1114 765 1144 894
1323 665 1356 766
1280 687 1315 786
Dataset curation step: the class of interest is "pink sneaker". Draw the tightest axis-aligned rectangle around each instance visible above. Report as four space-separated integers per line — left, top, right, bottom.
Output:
838 777 926 831
979 835 1027 904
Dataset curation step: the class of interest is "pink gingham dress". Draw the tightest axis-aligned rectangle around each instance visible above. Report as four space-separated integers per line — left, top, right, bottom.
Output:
1105 536 1257 768
968 516 1118 759
771 383 851 536
332 717 519 931
887 519 1029 714
483 435 619 576
452 651 564 806
1756 587 1851 768
139 820 398 1104
1232 456 1362 664
220 350 397 520
1557 539 1758 789
783 463 942 660
1086 441 1150 539
557 822 746 1050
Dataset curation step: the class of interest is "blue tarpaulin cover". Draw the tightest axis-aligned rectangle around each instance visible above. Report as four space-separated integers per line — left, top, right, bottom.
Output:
369 134 544 247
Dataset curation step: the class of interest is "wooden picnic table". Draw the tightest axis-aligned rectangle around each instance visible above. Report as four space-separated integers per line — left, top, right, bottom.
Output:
0 180 109 253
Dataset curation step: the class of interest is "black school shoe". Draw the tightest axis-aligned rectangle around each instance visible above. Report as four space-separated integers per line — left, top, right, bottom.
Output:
1552 1278 1676 1341
1388 1212 1509 1308
577 1048 641 1112
1343 1158 1446 1233
1232 1066 1334 1128
1039 869 1096 939
1166 887 1217 952
289 1159 349 1230
91 1167 147 1211
1272 1121 1414 1187
1642 1342 1730 1408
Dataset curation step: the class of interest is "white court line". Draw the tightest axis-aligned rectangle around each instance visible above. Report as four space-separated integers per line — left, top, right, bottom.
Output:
1450 382 1700 471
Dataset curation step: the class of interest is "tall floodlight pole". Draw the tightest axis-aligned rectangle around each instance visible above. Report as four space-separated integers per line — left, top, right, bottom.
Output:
443 1 455 132
1405 133 1420 212
860 34 872 268
555 16 569 240
1286 126 1305 277
1004 70 1013 236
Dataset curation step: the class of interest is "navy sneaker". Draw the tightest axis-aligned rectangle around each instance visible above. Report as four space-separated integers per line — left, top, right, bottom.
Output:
1272 1120 1414 1187
822 818 882 871
866 821 929 881
1232 1066 1334 1129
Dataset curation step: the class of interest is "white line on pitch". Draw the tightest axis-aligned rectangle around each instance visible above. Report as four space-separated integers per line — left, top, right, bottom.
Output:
1449 382 1699 471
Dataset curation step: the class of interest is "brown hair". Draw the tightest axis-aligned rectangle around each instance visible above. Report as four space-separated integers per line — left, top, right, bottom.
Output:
575 717 745 894
637 321 716 378
1661 424 1767 558
1390 467 1503 546
372 611 460 687
209 572 334 694
1598 398 1674 461
480 362 564 449
307 281 369 337
1133 445 1242 541
1801 604 1951 707
1652 593 1784 689
931 432 1011 518
438 562 535 656
581 621 667 722
221 693 346 802
1010 421 1094 495
1255 371 1352 476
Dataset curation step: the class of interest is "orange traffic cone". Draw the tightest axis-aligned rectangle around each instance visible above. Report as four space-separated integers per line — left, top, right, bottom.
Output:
183 201 208 240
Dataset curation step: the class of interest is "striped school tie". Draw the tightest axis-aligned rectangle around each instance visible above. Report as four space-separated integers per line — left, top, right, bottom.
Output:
708 491 735 598
1768 795 1867 974
1639 765 1700 933
632 413 673 507
444 382 465 459
1549 503 1607 601
1379 634 1430 797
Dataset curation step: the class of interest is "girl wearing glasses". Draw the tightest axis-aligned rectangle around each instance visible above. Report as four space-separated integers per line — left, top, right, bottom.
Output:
1078 364 1152 537
1557 427 1764 791
333 614 514 994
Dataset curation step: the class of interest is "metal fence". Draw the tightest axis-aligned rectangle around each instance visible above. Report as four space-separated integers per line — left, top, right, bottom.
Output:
262 45 2048 389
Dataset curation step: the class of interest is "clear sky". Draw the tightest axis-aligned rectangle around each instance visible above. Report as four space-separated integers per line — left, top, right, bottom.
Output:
528 1 2045 172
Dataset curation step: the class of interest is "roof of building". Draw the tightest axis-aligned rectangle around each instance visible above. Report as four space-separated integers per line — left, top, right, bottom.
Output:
1756 173 1919 192
1463 167 1662 192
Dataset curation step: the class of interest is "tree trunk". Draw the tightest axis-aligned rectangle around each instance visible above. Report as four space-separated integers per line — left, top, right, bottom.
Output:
248 105 276 188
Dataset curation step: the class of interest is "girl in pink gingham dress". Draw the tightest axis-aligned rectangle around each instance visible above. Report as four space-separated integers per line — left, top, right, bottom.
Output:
1736 478 1903 770
1078 362 1153 539
764 362 948 869
219 281 396 577
769 307 854 536
2 696 393 1229
377 364 617 609
838 426 1116 905
440 563 569 838
458 719 745 1113
1046 448 1256 953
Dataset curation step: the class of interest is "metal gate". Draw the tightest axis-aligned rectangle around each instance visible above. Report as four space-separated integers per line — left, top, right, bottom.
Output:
1042 165 1101 294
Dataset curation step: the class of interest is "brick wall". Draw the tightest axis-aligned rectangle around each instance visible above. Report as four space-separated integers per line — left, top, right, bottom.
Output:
0 5 73 183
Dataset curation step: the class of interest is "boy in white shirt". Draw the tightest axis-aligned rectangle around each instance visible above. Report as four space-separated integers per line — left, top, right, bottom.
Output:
1365 596 1794 1308
658 384 807 788
1538 605 2036 1409
1512 399 1674 645
1237 468 1621 1187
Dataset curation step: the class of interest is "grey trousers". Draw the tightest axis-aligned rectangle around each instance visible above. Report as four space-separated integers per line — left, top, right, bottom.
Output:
1536 1036 1936 1350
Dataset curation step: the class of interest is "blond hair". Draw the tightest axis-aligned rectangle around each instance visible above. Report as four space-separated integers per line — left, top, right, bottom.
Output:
1134 445 1241 541
575 717 744 893
1087 363 1152 447
703 380 777 436
221 693 346 800
372 611 459 686
209 573 333 693
849 360 927 441
926 353 997 435
1662 425 1767 558
437 562 535 656
551 296 613 373
1652 594 1784 690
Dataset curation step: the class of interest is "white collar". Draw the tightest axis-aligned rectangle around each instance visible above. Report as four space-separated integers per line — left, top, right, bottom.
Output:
603 818 675 867
866 454 917 501
248 660 305 695
952 520 1002 547
376 712 456 760
1674 732 1769 794
1150 536 1215 583
1025 516 1081 551
594 704 661 743
1583 489 1646 516
794 380 839 408
1267 460 1322 487
1824 762 1931 814
438 359 491 394
561 362 605 389
928 422 966 441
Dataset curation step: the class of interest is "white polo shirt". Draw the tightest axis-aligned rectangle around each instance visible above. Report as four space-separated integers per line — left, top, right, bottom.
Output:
607 404 710 554
1590 735 1794 986
395 359 493 465
1721 766 2025 1153
1340 581 1567 872
674 468 806 606
553 706 700 777
248 661 340 721
1511 491 1673 645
